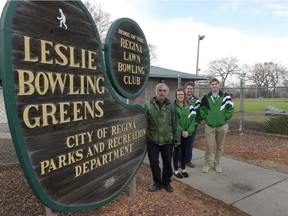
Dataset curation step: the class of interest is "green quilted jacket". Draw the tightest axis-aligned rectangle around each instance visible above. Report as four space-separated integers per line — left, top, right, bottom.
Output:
175 103 196 136
144 97 180 146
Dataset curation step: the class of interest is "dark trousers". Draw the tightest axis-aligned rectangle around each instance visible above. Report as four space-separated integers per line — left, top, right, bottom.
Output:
186 125 198 162
179 125 198 162
173 136 190 170
147 142 173 187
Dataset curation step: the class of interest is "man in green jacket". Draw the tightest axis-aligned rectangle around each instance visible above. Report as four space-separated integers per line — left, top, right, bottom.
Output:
144 83 180 192
181 81 202 168
200 78 234 173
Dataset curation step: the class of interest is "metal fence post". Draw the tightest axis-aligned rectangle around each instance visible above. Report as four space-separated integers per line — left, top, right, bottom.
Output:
239 77 244 132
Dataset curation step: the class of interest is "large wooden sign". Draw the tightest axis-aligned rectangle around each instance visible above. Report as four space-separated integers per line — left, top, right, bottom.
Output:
0 0 148 212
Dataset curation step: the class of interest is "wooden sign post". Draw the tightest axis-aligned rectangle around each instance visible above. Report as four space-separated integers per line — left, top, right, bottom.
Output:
0 0 149 212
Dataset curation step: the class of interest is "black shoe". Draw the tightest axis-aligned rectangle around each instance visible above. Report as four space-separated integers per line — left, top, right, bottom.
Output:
148 184 162 192
164 184 173 193
174 172 183 179
186 162 195 168
182 171 189 178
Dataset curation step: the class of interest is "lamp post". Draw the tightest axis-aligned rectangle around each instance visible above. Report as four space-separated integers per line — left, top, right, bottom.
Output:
196 34 205 76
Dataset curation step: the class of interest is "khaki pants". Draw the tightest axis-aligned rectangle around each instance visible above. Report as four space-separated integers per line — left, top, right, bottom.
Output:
204 123 229 165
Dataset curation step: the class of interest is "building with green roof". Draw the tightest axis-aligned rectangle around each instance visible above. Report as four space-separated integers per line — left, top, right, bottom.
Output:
134 65 208 105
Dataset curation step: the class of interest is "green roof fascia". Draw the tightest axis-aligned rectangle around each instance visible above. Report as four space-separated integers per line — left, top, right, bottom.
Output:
149 66 208 80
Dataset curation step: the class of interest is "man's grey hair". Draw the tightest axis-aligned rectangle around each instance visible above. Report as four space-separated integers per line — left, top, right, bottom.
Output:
155 82 169 94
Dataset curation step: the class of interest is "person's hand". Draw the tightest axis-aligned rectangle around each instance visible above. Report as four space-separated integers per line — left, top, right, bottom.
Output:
174 142 180 147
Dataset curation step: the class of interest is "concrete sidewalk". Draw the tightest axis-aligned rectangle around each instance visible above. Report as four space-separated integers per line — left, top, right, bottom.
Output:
143 149 288 216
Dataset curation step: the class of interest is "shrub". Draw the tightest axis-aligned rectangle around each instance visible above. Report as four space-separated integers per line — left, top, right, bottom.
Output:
259 115 288 135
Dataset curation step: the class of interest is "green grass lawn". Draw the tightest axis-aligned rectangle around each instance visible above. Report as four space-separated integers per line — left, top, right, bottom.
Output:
232 112 270 122
233 99 288 112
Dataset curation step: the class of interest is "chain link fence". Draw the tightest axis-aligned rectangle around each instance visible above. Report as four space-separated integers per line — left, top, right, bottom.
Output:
196 84 288 136
1 85 287 165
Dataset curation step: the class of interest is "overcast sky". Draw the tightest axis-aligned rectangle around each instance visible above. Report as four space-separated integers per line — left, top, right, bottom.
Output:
96 0 288 76
1 0 288 76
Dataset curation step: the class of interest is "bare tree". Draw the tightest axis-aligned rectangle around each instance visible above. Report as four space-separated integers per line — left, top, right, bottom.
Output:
82 0 158 65
267 62 286 97
249 62 287 97
249 63 269 88
207 56 241 87
148 44 158 65
284 80 288 88
83 0 112 43
284 80 288 97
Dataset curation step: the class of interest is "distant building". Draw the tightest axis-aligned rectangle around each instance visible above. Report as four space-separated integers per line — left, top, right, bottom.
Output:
134 65 208 105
